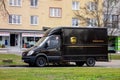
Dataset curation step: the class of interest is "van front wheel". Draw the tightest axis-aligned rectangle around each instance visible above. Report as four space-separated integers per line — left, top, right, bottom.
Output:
86 58 95 67
36 57 47 67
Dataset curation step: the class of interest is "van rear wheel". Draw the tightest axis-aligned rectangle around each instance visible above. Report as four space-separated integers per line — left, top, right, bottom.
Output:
36 57 47 67
76 61 85 66
86 58 95 67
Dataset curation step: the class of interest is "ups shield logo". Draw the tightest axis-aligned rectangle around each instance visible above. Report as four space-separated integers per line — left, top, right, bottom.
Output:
70 37 77 44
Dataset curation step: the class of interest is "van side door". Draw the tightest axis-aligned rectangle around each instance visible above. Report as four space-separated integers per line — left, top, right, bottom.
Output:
45 35 61 56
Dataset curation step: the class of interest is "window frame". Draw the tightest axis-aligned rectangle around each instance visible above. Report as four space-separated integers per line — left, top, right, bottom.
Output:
87 18 97 27
112 15 119 28
49 7 62 18
30 0 38 7
30 15 39 25
9 0 22 7
72 18 79 27
72 1 80 10
112 15 119 22
9 14 22 24
87 1 97 11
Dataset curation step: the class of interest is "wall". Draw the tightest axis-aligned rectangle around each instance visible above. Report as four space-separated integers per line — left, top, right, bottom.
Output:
0 0 103 30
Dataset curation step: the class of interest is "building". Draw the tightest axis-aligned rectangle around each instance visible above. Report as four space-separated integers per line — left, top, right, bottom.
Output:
0 0 103 49
103 0 120 53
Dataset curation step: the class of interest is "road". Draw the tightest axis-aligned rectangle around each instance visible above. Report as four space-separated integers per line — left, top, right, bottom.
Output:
0 60 120 68
95 60 120 68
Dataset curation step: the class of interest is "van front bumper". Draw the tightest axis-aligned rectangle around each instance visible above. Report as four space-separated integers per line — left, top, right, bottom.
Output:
22 56 36 64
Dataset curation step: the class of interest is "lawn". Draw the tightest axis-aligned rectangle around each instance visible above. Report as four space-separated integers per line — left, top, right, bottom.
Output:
0 54 26 66
0 68 120 80
0 54 120 80
109 54 120 60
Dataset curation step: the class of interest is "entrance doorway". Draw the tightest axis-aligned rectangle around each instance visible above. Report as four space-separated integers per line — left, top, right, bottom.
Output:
10 34 18 46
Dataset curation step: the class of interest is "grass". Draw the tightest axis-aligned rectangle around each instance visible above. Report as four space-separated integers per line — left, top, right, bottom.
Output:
0 68 120 80
0 54 26 66
109 54 120 60
0 54 120 80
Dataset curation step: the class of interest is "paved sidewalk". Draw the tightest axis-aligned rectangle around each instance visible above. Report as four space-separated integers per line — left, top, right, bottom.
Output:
0 47 27 55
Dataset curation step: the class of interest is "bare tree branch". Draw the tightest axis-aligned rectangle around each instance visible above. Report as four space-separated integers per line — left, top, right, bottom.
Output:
74 0 102 27
0 0 9 17
74 0 120 36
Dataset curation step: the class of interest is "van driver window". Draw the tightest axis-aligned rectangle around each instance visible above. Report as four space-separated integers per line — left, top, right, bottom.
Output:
47 36 59 48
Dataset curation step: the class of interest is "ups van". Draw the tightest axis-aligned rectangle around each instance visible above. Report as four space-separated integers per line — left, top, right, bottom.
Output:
22 27 108 67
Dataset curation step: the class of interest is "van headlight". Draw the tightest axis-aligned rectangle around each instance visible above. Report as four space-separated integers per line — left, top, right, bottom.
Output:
27 50 34 56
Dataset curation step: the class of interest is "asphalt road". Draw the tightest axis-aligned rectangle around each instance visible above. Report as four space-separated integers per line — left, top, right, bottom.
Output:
0 60 120 68
95 60 120 68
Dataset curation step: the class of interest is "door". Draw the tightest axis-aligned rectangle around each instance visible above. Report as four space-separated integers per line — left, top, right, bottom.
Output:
45 35 61 56
10 34 18 46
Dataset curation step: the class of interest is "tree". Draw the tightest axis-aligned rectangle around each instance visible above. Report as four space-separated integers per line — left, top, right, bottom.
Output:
0 0 9 18
103 0 120 36
103 0 120 27
74 0 120 28
74 0 103 27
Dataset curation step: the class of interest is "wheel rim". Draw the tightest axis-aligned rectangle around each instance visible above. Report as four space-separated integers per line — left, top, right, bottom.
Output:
38 59 44 65
89 59 94 64
36 57 46 67
86 58 95 67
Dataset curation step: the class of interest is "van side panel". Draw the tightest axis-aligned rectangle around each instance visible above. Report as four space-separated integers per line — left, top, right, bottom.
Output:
62 28 108 61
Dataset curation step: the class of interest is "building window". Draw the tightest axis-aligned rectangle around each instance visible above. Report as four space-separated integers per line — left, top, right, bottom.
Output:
72 1 80 10
112 15 119 22
30 0 38 7
22 37 41 48
104 14 119 28
87 18 97 27
30 16 38 25
112 15 119 28
9 14 21 24
104 14 112 22
72 18 79 27
50 7 62 18
87 2 97 11
9 0 21 6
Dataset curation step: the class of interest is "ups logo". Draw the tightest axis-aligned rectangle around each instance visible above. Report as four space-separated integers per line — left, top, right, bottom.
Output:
70 37 77 44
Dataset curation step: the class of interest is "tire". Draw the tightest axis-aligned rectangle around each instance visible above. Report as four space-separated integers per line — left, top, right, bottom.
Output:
76 61 85 66
36 57 47 67
86 58 95 67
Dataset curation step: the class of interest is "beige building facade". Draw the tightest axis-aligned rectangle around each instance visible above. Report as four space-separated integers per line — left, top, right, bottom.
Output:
0 0 103 48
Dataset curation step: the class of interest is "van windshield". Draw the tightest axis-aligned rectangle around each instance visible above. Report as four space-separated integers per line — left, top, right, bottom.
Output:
34 37 46 47
28 37 47 51
44 29 52 37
